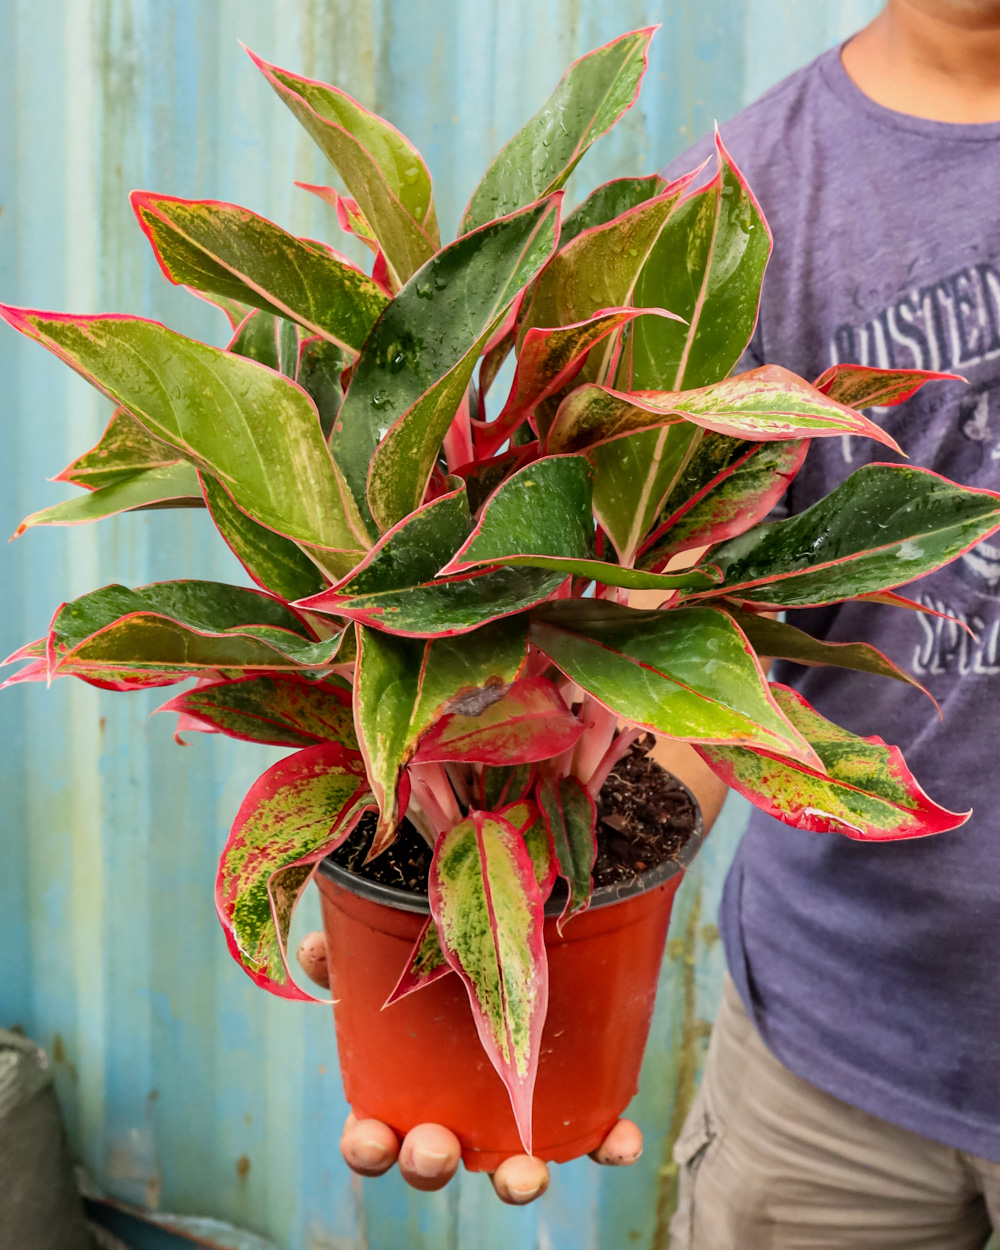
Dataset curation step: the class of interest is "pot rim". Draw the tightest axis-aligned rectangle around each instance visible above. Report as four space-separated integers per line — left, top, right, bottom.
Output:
317 773 705 917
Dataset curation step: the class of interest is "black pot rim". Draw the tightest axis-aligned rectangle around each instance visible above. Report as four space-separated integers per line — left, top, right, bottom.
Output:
317 773 705 918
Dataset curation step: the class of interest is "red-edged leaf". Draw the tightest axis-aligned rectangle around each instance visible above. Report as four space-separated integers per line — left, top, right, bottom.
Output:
54 407 184 490
411 676 582 765
296 182 380 255
854 590 976 637
480 307 679 456
500 798 558 899
639 438 808 568
155 674 359 748
479 763 535 809
547 366 902 454
384 916 452 1006
813 364 963 409
215 743 373 999
537 775 597 933
696 684 969 841
430 811 547 1154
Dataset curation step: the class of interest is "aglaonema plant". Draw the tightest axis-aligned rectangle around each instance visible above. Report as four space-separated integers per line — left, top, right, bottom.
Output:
3 27 994 1154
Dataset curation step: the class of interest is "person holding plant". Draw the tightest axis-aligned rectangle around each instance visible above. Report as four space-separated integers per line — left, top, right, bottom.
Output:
328 0 1000 1232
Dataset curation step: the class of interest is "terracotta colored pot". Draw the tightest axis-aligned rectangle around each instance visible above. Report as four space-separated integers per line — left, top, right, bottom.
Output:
316 792 703 1172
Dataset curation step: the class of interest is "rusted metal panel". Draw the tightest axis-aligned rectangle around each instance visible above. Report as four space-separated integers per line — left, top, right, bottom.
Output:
0 3 879 1247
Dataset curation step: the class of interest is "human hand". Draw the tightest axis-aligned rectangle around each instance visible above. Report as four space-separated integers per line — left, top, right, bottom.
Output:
296 931 643 1205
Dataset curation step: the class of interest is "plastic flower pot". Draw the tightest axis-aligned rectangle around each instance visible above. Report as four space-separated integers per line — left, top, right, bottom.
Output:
315 785 704 1172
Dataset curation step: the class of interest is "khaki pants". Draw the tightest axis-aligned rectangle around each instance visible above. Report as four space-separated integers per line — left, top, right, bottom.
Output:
669 974 1000 1250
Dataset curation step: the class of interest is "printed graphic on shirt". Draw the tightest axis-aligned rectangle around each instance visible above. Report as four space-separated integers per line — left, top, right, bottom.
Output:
913 593 1000 678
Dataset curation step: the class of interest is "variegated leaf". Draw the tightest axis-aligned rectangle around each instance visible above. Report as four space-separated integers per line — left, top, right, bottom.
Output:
384 916 452 1006
247 50 440 286
297 336 348 442
354 620 527 855
156 673 358 748
411 676 582 765
696 684 968 840
429 811 547 1154
15 463 204 535
530 600 820 763
813 363 962 409
479 763 535 810
54 406 184 490
639 438 807 568
462 27 654 232
499 799 558 899
559 173 664 247
547 367 902 453
537 775 597 931
228 308 299 376
216 742 372 998
0 307 370 571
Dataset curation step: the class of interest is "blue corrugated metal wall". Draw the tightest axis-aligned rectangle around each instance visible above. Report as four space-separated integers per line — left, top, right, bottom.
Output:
0 2 880 1246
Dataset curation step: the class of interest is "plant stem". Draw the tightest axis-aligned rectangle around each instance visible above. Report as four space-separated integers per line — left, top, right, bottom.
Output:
571 694 620 785
586 726 642 799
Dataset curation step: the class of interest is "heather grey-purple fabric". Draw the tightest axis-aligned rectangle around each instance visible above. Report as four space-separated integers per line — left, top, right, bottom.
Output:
665 48 1000 1160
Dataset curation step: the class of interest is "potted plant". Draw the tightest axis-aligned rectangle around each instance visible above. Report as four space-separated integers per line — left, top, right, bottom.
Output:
3 26 995 1171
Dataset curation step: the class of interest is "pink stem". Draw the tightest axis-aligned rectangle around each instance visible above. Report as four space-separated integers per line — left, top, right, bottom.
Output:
586 727 643 799
572 695 620 785
442 392 474 472
408 762 462 836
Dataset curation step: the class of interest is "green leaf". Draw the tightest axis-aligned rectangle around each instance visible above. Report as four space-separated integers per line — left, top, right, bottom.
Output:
696 684 968 840
429 811 547 1154
185 288 251 329
559 174 664 247
216 742 372 998
353 196 562 531
461 27 655 233
529 600 820 762
0 307 370 571
48 580 345 680
537 776 597 932
15 463 204 535
547 366 901 453
441 455 720 591
133 193 388 355
55 406 184 490
411 676 583 765
638 437 807 568
248 50 439 286
703 464 1000 608
200 474 327 602
813 363 962 410
156 673 358 748
714 605 934 702
296 336 348 441
354 620 527 854
630 132 771 391
588 424 700 564
228 309 300 378
480 763 535 810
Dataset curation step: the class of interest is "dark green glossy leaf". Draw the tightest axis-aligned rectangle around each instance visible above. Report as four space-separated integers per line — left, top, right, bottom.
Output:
354 620 526 853
529 600 819 762
702 464 1000 608
55 406 184 490
559 174 664 247
696 684 968 841
631 133 770 390
296 336 348 441
157 673 358 748
0 308 370 571
462 28 654 233
248 50 439 286
133 193 388 353
639 438 806 568
15 463 204 535
201 474 327 601
537 775 597 932
354 197 561 532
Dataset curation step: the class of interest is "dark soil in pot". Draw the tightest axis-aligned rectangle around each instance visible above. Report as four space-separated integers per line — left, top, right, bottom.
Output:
327 735 698 894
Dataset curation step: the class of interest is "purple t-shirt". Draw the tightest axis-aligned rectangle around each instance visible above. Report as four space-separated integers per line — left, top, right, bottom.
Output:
668 48 1000 1159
